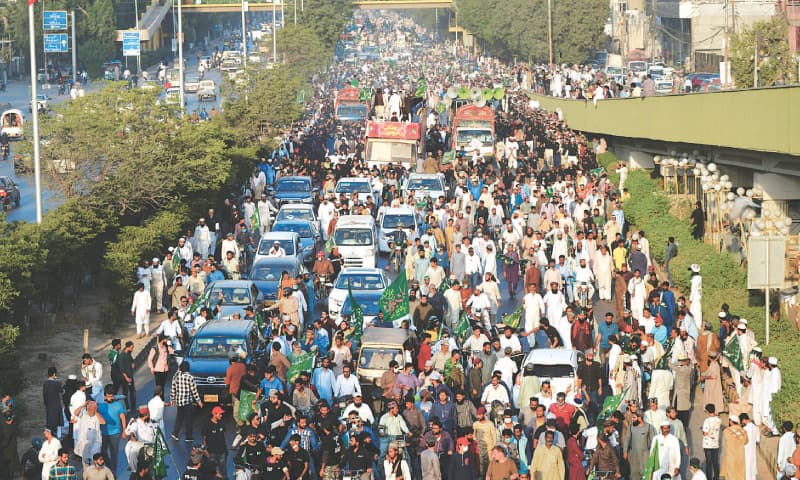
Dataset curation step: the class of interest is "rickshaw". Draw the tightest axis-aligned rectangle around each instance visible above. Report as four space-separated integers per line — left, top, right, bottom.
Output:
1 109 24 139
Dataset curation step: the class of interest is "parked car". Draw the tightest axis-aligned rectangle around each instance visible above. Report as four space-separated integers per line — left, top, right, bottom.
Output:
184 75 201 93
0 176 20 210
29 94 51 113
179 319 264 404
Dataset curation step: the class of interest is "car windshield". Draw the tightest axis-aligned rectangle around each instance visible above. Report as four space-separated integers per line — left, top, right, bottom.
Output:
276 179 311 193
382 214 416 229
456 129 493 144
335 273 385 290
208 286 253 305
250 263 296 282
273 223 313 238
524 364 575 378
336 181 372 194
276 208 313 222
341 298 380 316
359 347 401 371
338 105 367 118
188 337 247 358
257 238 296 255
334 228 373 246
406 178 442 191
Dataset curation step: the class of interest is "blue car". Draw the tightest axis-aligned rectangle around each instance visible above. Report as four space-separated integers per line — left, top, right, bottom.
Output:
272 220 320 264
180 319 264 404
248 256 305 308
339 290 383 327
274 175 314 205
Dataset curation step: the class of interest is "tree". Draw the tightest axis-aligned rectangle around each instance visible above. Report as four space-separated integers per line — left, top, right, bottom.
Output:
278 25 329 77
731 15 798 89
298 0 353 49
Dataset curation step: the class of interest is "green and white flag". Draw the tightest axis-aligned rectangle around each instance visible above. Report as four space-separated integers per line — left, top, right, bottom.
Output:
171 245 181 271
237 389 256 422
502 305 524 330
348 283 364 341
324 235 335 254
153 427 171 478
287 351 315 384
378 270 409 323
415 76 427 97
250 207 261 230
724 333 744 371
643 439 660 480
454 311 470 342
596 387 629 426
186 287 210 316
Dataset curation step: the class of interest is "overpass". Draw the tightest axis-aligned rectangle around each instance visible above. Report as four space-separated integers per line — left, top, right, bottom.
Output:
173 0 452 11
529 86 800 214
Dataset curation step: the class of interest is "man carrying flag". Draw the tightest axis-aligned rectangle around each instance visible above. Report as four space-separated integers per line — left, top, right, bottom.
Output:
152 426 172 478
287 351 315 384
347 283 364 342
647 421 680 480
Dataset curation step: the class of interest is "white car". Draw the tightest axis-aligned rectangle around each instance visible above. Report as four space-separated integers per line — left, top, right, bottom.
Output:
335 177 374 204
403 173 447 201
521 349 579 395
327 267 388 321
198 80 216 102
184 75 201 93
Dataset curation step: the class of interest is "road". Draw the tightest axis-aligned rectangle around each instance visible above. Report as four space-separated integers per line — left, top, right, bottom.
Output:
1 53 224 223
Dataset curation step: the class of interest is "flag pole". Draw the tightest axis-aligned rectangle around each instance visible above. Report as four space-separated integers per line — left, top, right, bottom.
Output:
28 0 43 224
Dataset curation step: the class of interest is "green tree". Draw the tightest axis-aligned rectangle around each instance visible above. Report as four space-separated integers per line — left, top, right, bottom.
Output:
731 15 798 88
278 25 329 77
298 0 353 49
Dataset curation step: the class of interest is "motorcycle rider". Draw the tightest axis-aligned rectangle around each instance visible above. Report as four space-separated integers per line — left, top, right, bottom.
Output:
573 257 595 307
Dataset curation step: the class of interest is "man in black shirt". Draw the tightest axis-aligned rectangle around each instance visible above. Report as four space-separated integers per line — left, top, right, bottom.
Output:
262 447 289 480
285 434 310 479
577 351 603 420
202 407 227 478
118 341 136 413
234 428 269 470
183 450 216 480
261 392 293 446
319 423 344 480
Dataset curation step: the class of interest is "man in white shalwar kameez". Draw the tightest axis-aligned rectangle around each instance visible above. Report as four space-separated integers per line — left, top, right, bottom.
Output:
522 284 545 342
689 264 703 330
594 246 614 301
542 283 566 333
628 271 646 322
741 413 760 480
650 421 682 480
193 218 211 259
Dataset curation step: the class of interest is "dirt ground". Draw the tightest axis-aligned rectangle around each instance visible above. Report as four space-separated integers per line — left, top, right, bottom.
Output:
15 288 162 456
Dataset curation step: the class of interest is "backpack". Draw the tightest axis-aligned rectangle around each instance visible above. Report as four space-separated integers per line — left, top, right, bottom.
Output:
569 407 588 435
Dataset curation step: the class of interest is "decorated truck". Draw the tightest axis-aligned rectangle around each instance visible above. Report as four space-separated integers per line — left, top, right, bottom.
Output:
364 120 421 168
335 87 369 123
452 104 495 158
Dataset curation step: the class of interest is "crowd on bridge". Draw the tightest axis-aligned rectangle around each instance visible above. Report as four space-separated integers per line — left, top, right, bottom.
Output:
0 10 793 480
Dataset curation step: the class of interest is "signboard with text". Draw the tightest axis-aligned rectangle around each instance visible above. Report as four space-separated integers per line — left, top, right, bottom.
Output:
43 11 68 31
122 31 141 57
366 121 420 140
43 33 69 53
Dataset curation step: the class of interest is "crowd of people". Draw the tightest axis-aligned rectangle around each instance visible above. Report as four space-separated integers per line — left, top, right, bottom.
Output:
1 10 793 480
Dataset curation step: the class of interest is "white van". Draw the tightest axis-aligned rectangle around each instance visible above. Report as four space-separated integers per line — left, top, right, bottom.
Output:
403 173 447 202
335 177 374 204
377 207 420 253
332 215 378 268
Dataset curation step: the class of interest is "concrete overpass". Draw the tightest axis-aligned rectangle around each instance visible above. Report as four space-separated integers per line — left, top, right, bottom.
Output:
173 0 452 12
529 86 800 215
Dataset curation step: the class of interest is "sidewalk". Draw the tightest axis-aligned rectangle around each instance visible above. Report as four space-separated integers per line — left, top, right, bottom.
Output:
15 293 164 457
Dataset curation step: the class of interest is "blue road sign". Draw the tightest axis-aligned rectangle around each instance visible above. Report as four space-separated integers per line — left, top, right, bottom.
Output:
43 33 69 53
43 11 68 31
122 31 141 57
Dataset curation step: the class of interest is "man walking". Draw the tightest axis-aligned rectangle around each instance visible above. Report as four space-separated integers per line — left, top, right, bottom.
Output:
170 362 203 442
118 341 136 413
202 406 228 478
98 385 126 473
43 367 63 435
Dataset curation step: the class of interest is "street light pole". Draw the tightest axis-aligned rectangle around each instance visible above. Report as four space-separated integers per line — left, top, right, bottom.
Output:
294 0 297 26
177 0 185 115
134 0 142 73
272 1 277 63
242 1 247 68
28 1 43 224
71 10 77 84
547 0 553 67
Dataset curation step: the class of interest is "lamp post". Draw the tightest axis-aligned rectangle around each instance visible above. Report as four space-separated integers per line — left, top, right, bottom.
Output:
28 0 42 224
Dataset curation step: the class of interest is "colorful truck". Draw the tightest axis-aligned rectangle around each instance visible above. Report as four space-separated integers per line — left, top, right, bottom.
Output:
452 104 495 158
335 87 369 123
364 120 421 168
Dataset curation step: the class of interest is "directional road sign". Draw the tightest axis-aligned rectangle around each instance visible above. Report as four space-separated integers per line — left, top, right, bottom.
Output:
43 11 68 31
43 33 69 53
122 31 141 57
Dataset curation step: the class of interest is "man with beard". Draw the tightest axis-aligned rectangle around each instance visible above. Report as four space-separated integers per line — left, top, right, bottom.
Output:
261 389 293 446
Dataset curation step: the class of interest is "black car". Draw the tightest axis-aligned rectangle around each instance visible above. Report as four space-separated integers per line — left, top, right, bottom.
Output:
0 177 20 210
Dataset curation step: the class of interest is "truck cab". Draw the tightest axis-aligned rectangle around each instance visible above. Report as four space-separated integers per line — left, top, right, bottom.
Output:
332 215 378 268
452 104 495 159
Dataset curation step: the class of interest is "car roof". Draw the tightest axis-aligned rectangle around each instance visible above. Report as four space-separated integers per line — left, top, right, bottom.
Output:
360 327 410 345
337 177 371 182
277 175 311 182
336 215 375 226
209 280 255 289
194 319 255 336
408 173 444 179
260 231 299 240
252 256 299 267
522 348 579 367
381 207 417 215
339 267 383 275
273 219 312 226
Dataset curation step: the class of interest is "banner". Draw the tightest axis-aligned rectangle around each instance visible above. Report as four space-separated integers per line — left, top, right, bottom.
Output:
415 76 427 97
287 351 315 384
723 333 744 371
186 287 209 316
378 270 409 323
250 207 261 230
454 311 470 342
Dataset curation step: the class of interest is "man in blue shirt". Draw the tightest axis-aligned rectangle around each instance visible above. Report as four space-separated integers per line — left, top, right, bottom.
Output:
595 312 620 363
312 357 337 404
258 366 285 400
98 385 127 473
651 315 669 346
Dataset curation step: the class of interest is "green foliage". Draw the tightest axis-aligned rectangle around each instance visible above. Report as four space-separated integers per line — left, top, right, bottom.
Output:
104 208 189 311
602 151 800 424
0 323 22 393
458 0 609 63
278 25 330 77
731 15 798 88
298 0 353 49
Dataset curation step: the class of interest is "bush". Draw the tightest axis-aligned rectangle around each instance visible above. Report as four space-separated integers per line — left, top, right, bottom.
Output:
603 151 800 424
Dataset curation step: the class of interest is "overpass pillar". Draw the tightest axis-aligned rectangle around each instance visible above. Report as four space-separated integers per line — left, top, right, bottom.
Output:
753 173 800 216
613 146 654 170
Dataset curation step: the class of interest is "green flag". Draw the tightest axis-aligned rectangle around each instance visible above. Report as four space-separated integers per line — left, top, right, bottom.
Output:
415 76 427 97
502 305 524 330
350 78 359 87
590 166 605 177
171 245 181 271
654 339 673 370
186 287 210 316
441 150 456 164
250 207 261 230
454 311 470 342
348 283 364 341
378 270 409 322
643 439 660 480
296 89 306 105
153 427 171 478
359 87 372 102
324 235 335 254
596 387 628 425
287 351 315 384
237 389 256 422
723 333 744 371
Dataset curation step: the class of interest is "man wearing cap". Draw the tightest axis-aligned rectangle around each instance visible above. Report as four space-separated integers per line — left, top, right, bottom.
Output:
234 428 269 472
644 397 667 429
124 406 156 471
673 354 693 427
202 406 227 478
720 415 748 480
701 351 724 415
763 356 782 435
131 282 152 339
696 322 720 378
342 392 375 425
649 420 681 480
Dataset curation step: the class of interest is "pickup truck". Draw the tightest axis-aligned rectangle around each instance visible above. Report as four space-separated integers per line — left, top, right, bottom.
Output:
197 80 216 102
